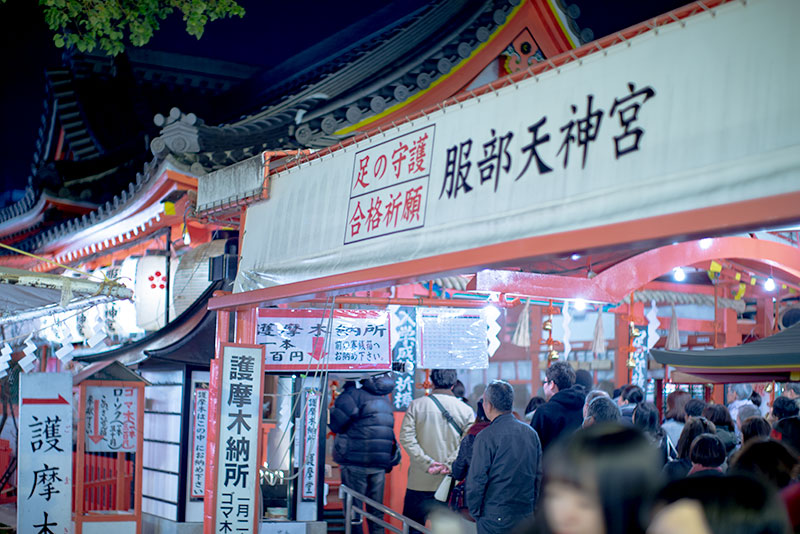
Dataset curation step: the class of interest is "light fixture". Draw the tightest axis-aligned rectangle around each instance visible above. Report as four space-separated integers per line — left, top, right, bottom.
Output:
570 254 580 261
673 267 686 282
574 299 587 311
699 238 713 249
764 277 776 291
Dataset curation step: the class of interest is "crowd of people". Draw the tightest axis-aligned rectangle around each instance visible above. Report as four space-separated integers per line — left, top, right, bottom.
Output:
329 367 800 534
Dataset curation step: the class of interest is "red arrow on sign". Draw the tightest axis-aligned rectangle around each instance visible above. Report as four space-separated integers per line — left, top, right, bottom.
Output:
21 394 69 405
89 399 104 444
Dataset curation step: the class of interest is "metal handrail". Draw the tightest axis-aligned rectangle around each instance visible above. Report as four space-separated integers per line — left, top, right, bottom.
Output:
341 484 431 534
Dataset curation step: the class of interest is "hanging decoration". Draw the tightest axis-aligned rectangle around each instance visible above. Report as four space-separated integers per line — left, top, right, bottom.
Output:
55 324 75 363
511 300 531 348
86 315 107 348
666 305 681 350
540 301 563 364
591 309 605 355
0 343 12 377
485 305 501 358
646 300 661 351
19 334 38 373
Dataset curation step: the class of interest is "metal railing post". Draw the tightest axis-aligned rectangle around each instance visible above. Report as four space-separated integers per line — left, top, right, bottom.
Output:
340 484 431 534
345 492 353 534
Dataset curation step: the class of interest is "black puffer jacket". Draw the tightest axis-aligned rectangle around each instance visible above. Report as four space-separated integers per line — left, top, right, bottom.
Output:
329 373 398 469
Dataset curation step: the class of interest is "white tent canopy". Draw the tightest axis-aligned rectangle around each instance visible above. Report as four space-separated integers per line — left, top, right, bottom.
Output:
0 266 133 325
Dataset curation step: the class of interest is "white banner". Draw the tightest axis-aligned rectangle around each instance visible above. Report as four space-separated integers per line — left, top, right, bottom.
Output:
215 344 264 534
18 373 72 534
256 309 392 372
85 385 138 452
235 0 800 292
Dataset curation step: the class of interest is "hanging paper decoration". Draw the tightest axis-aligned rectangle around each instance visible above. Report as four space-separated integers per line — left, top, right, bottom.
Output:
485 305 501 357
55 324 75 363
591 310 605 355
511 301 531 348
0 343 12 376
646 300 661 351
562 301 572 360
86 315 107 348
19 334 38 373
666 305 681 350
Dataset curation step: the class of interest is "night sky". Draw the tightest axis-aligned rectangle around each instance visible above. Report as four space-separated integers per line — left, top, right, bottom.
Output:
0 0 687 202
0 0 426 198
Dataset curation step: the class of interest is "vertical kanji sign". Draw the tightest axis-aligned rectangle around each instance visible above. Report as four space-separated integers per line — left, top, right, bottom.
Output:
301 390 319 501
18 372 72 534
84 386 138 452
191 384 209 499
215 343 265 534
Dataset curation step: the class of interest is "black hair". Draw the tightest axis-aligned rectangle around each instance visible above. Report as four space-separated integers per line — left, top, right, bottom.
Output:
702 403 734 430
633 402 663 438
749 390 762 407
653 474 790 534
543 424 662 534
741 417 772 445
525 396 546 415
545 361 575 392
485 379 514 412
430 369 457 389
676 417 716 460
665 390 690 423
772 396 800 420
772 416 800 457
730 439 800 489
684 398 707 418
689 433 726 468
574 369 593 390
588 397 621 424
621 385 644 404
451 379 466 400
476 399 489 423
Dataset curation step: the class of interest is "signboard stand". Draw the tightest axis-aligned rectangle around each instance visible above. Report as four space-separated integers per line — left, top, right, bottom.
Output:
72 362 149 534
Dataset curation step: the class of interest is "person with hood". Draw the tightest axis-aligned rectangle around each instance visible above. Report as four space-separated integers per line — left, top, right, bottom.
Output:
329 372 400 534
531 361 586 451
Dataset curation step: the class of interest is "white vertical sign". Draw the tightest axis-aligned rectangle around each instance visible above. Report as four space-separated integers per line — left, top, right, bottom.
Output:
301 390 319 501
191 385 209 499
215 344 264 534
18 372 73 534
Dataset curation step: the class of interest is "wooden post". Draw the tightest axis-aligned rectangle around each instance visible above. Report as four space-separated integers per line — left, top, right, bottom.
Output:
116 452 125 510
614 313 629 388
204 309 230 534
135 383 144 534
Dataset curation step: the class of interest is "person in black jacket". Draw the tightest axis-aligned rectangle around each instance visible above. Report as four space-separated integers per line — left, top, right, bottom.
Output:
329 373 399 534
531 361 585 451
467 380 542 534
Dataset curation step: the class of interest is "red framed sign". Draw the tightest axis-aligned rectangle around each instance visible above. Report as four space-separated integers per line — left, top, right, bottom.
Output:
256 309 391 372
